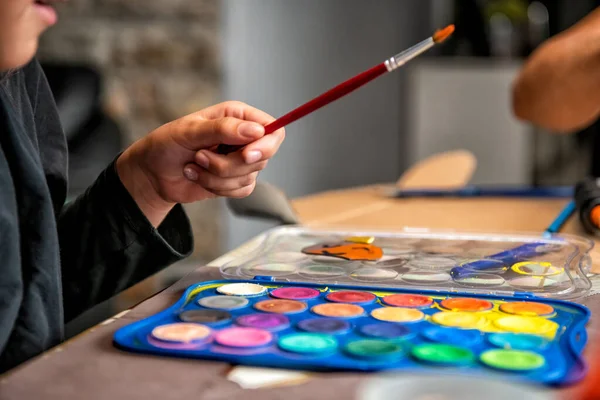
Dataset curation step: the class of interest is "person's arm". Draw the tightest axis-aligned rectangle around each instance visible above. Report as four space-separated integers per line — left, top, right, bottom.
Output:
58 160 194 322
28 58 285 321
21 60 192 322
512 6 600 132
59 110 283 321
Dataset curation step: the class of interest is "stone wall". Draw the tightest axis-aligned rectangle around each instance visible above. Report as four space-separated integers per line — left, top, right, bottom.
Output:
37 0 224 262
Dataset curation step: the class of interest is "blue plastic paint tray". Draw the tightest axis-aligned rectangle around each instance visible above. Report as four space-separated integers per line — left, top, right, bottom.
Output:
114 226 594 386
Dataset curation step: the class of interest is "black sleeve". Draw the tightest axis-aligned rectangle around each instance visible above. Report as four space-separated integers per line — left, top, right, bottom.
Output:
58 158 194 322
21 59 194 323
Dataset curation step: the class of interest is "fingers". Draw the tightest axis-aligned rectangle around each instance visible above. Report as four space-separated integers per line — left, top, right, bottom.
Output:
197 101 277 126
195 149 268 178
173 101 283 202
241 127 285 164
176 101 284 154
176 116 266 149
183 164 259 198
210 182 256 199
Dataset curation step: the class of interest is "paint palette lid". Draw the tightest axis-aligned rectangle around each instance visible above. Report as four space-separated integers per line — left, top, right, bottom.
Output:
217 226 594 300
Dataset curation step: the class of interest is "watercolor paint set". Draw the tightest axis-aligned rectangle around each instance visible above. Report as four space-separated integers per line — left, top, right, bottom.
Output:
113 226 594 386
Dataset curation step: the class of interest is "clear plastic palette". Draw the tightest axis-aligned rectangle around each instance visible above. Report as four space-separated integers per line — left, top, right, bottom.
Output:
219 226 595 300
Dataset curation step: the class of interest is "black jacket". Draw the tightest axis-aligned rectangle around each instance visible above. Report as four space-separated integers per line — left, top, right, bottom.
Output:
0 59 193 372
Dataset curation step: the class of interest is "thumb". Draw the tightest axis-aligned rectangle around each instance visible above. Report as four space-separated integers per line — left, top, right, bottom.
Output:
179 116 265 149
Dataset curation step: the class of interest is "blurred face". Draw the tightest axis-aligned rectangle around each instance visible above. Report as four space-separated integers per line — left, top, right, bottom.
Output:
0 0 62 71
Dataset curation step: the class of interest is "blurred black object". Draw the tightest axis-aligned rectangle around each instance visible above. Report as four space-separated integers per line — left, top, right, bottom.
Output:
41 63 124 200
442 0 490 57
440 0 597 58
575 176 600 236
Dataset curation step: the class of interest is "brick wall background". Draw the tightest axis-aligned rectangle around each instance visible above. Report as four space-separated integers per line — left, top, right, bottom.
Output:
37 0 225 262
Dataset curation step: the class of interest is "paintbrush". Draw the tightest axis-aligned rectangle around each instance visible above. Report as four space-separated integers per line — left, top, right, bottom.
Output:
216 24 455 155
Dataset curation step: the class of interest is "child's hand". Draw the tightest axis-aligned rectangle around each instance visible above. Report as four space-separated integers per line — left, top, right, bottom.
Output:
116 101 285 226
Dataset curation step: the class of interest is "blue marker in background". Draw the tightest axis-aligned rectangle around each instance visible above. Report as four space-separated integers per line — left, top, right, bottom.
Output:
392 186 573 199
544 200 576 235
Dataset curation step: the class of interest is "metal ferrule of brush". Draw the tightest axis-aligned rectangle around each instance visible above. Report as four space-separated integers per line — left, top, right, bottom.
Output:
384 38 435 72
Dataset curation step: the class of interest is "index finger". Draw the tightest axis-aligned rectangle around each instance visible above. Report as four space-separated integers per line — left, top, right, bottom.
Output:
197 101 276 126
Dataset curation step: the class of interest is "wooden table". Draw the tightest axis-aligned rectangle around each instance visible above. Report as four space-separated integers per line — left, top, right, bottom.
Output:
294 185 588 235
1 184 598 399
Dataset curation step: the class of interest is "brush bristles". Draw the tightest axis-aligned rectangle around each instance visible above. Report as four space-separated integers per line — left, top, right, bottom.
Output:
433 24 455 43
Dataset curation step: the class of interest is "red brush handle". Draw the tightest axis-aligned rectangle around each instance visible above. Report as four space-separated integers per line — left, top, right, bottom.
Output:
216 63 388 155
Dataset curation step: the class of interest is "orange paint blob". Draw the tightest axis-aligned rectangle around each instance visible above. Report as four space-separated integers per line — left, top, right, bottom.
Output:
433 24 455 43
499 302 554 317
302 242 383 261
440 297 493 312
